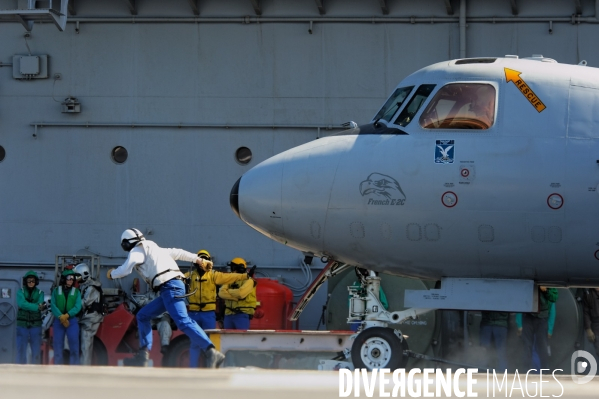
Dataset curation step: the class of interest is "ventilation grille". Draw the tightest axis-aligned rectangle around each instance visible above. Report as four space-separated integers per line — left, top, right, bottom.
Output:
455 58 497 65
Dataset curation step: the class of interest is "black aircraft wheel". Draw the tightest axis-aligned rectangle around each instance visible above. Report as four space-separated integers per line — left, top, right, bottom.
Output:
351 327 409 370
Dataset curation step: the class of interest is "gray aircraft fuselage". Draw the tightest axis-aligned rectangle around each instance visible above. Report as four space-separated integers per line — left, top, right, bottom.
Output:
231 56 599 287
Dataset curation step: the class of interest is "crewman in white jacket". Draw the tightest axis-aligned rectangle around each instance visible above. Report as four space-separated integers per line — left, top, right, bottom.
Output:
107 228 225 368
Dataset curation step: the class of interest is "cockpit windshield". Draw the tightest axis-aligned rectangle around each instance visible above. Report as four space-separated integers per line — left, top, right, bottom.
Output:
419 83 496 130
394 84 436 127
373 86 414 123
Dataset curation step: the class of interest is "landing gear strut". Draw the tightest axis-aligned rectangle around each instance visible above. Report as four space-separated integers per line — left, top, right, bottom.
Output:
346 268 430 371
290 261 430 371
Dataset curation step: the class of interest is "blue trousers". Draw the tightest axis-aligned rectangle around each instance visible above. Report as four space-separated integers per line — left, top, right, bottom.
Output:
137 279 212 360
53 317 80 365
224 313 250 330
16 326 42 364
479 325 508 371
188 310 216 368
521 314 549 370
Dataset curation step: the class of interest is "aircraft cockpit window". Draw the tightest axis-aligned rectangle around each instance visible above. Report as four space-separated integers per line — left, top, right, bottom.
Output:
419 83 496 130
373 86 414 123
393 84 436 127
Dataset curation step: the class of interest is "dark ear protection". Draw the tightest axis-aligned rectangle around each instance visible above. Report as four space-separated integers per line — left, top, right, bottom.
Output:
59 271 76 286
121 239 135 252
121 229 143 252
227 262 245 274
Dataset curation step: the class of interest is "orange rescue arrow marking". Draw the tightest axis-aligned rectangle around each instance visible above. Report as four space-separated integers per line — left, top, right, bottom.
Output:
504 68 547 113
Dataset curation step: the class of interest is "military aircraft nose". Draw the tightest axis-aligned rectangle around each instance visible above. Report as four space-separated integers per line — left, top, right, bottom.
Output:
230 176 241 219
230 157 284 240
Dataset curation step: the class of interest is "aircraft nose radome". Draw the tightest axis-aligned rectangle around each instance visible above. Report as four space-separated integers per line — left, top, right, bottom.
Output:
229 176 241 219
233 159 284 238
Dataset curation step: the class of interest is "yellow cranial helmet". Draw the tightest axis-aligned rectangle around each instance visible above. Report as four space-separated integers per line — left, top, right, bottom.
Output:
228 257 247 270
197 249 211 261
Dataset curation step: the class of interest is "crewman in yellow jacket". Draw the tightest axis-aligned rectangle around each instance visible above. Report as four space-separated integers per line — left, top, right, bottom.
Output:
218 257 257 330
185 250 248 368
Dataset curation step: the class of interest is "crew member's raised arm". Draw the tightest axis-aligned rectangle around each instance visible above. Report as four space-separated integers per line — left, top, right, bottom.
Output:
111 247 145 279
165 248 198 263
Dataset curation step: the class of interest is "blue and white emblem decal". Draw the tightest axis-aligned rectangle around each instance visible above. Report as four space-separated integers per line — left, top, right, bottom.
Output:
435 140 454 164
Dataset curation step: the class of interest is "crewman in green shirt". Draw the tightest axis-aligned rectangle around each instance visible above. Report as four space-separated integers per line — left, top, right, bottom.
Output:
16 270 45 364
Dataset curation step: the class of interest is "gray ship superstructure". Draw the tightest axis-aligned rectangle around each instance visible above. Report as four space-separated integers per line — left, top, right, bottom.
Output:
1 0 599 365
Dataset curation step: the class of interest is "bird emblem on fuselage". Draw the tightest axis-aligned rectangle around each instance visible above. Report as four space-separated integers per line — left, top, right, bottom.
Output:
359 173 406 204
437 144 453 160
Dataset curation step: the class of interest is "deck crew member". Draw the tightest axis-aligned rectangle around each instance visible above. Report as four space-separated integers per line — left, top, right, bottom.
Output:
185 249 249 367
51 269 82 365
74 263 104 365
218 257 257 330
107 228 225 368
517 286 558 370
16 270 45 364
582 288 599 357
479 311 509 371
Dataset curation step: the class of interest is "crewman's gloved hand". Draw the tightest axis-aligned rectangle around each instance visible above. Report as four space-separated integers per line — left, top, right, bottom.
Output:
107 268 115 280
195 257 213 272
60 318 70 328
587 328 596 343
248 265 257 278
59 313 70 327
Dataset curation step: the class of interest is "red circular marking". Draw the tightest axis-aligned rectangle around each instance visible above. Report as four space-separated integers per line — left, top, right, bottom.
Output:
547 193 564 210
595 250 599 261
461 169 470 177
441 191 458 208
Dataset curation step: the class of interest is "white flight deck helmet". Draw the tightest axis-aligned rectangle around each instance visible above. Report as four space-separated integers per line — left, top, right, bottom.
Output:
121 228 145 252
74 263 91 282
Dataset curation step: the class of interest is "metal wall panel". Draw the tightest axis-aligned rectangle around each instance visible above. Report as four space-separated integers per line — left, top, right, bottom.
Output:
2 0 599 329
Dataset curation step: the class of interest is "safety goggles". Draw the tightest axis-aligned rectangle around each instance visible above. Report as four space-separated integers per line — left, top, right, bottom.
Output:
199 255 211 261
26 279 36 284
65 276 74 281
228 262 246 271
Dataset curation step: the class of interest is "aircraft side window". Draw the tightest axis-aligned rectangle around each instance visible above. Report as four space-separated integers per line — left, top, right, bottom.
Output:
373 86 414 123
393 84 436 127
419 83 496 130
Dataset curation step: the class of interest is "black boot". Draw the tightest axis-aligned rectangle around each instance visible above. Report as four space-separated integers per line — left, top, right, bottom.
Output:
124 349 150 367
160 344 169 355
205 347 225 369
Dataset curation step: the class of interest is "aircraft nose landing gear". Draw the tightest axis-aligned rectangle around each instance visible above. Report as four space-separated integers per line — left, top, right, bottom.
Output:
351 327 409 370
